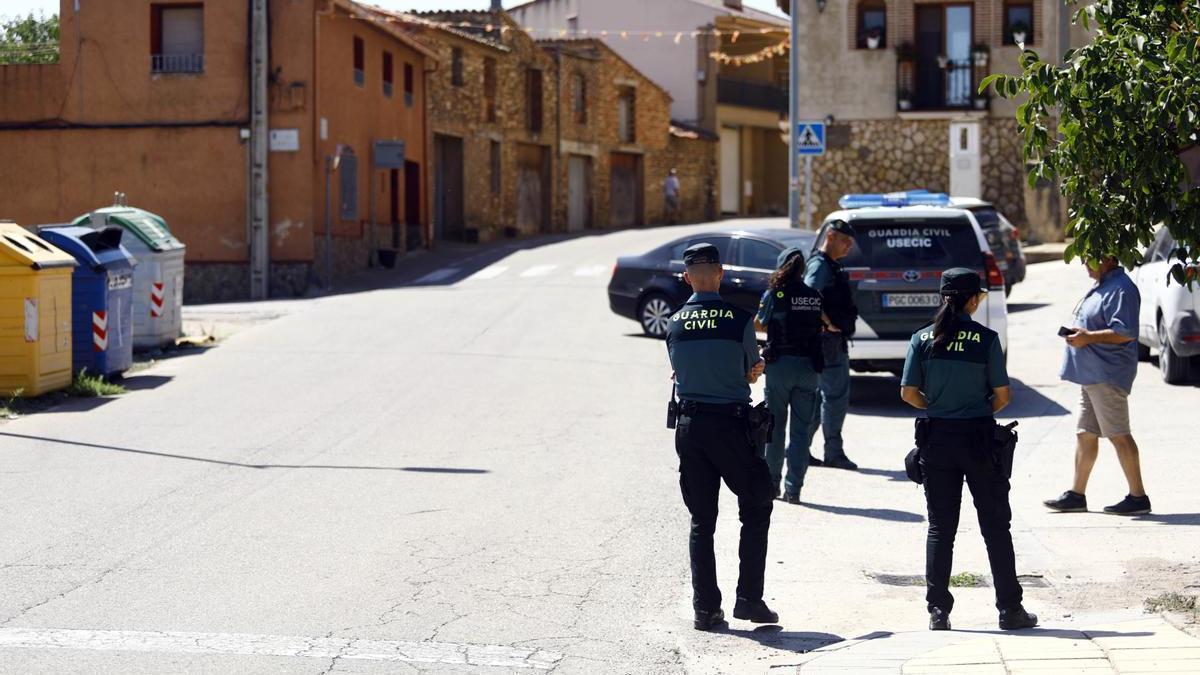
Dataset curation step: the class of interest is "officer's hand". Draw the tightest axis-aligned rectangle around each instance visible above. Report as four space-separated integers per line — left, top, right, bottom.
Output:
1064 329 1091 347
746 359 765 383
825 323 842 334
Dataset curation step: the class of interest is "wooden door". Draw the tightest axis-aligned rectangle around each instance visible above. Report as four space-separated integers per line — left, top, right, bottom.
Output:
434 135 464 240
610 152 643 227
567 155 591 232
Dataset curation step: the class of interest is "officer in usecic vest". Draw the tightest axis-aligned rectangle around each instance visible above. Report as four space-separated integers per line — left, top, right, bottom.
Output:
804 220 860 471
755 247 836 503
666 243 779 632
900 268 1038 632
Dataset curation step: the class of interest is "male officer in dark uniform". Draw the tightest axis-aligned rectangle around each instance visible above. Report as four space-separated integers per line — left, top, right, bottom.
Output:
667 242 779 631
755 247 830 503
805 220 860 470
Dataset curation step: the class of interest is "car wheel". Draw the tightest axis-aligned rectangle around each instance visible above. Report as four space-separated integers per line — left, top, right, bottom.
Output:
1159 315 1191 384
639 293 674 339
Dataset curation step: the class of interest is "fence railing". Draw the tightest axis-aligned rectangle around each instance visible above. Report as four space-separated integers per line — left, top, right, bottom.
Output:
151 53 204 74
717 76 787 113
908 59 978 111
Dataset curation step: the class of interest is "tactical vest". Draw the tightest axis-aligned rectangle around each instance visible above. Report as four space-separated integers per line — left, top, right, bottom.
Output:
815 252 858 337
764 280 825 371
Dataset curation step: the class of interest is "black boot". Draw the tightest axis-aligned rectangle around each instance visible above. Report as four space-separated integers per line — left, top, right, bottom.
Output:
693 608 725 631
999 606 1038 630
929 608 951 631
733 598 779 624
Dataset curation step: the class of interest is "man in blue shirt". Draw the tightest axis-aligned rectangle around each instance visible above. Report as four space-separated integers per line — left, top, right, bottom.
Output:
666 243 779 631
1044 257 1151 515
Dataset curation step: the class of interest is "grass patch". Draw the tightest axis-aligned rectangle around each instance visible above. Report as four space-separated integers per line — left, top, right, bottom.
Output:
0 389 24 418
1145 592 1197 614
66 370 126 398
949 572 986 588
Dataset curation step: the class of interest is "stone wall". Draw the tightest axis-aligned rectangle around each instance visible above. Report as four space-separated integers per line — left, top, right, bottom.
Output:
809 118 1027 227
184 262 310 304
663 132 718 224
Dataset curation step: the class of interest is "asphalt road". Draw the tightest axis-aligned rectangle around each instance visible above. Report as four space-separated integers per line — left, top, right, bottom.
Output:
2 219 1197 674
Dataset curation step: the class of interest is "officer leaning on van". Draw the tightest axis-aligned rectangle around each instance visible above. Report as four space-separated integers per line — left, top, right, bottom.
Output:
666 243 780 632
754 247 837 503
900 268 1038 632
804 220 860 471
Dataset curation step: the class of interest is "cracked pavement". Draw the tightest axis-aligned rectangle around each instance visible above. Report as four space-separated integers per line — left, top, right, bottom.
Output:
1 220 1197 673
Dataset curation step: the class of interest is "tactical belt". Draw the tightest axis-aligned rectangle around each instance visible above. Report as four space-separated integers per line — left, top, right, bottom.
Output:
678 400 749 418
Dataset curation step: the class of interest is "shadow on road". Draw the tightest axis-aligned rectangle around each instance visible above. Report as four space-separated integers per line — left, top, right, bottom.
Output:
953 627 1153 639
717 624 843 653
1133 513 1200 526
857 467 909 482
803 501 924 523
848 376 1070 419
0 432 489 474
116 374 174 392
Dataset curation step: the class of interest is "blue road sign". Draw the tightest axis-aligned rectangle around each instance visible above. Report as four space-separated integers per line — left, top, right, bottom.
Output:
795 121 825 156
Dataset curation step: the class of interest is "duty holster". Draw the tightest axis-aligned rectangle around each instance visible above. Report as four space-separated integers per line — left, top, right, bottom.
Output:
748 401 775 451
992 420 1019 479
905 418 931 484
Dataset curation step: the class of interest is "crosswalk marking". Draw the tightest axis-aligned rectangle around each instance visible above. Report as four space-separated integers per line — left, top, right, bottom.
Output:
0 627 563 670
414 268 459 284
573 265 607 277
468 265 509 280
519 265 558 278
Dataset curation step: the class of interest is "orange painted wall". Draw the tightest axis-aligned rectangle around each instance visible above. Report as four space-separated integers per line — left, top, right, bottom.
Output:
313 5 429 245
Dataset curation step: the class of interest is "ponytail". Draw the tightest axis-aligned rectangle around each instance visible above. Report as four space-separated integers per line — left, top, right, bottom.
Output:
768 254 804 291
931 293 972 351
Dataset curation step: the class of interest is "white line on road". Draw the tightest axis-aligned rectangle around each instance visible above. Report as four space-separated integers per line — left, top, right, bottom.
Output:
0 627 563 670
519 265 558 278
573 265 607 277
415 268 460 284
468 265 509 280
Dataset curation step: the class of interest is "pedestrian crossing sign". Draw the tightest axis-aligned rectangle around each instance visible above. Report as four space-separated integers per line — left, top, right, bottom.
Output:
795 122 826 156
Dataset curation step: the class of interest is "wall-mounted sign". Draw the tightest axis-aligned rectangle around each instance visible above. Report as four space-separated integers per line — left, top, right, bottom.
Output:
269 128 300 152
373 140 406 169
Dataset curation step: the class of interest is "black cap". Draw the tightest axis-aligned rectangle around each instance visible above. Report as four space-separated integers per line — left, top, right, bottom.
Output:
827 219 856 237
776 246 804 269
683 242 721 266
940 268 986 296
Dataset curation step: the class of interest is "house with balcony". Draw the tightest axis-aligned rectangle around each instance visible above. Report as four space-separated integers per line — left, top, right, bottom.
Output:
777 0 1086 240
511 0 788 218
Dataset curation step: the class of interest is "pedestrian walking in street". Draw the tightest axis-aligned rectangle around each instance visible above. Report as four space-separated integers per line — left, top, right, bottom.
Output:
755 247 837 504
900 268 1038 632
666 242 779 632
1044 257 1150 515
664 168 681 225
804 220 860 471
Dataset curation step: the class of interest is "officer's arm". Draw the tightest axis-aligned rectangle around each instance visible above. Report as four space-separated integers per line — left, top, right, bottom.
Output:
900 387 928 409
821 312 841 333
742 319 764 382
754 291 773 332
804 260 832 292
991 386 1012 413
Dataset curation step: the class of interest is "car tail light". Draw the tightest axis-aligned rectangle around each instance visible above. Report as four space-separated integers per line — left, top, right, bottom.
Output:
1182 334 1200 344
1010 227 1021 241
1185 265 1199 283
612 262 618 279
984 253 1005 288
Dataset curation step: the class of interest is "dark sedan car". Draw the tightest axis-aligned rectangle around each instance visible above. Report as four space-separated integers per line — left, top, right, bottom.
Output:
951 198 1027 294
608 228 818 338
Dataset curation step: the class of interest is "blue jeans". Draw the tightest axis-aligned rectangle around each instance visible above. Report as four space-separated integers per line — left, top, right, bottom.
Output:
764 355 819 495
810 337 850 461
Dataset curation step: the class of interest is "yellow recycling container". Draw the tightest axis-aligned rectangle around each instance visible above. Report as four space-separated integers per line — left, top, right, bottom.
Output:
0 221 78 397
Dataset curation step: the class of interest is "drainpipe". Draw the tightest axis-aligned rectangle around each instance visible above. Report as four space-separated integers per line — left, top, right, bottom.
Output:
553 46 562 231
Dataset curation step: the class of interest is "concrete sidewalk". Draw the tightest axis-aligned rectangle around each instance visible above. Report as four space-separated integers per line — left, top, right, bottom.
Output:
790 615 1200 674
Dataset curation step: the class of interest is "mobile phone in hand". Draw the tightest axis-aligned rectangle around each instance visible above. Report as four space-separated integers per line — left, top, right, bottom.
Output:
1058 326 1075 337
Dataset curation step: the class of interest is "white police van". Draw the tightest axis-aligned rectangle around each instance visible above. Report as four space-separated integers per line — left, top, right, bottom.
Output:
817 191 1009 375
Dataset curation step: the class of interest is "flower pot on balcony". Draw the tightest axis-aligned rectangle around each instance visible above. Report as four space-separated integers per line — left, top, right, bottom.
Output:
898 100 913 111
1011 30 1027 44
867 35 881 49
936 54 949 69
973 52 989 67
972 96 989 110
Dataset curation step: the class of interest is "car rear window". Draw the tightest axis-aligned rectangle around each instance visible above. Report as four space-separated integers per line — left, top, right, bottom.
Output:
840 217 982 269
969 207 1000 229
669 236 732 262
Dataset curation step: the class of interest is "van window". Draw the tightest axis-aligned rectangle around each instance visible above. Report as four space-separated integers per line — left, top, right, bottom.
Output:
838 217 981 269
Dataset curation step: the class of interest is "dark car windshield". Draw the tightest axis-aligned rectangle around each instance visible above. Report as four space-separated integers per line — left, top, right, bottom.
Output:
968 207 1001 229
840 217 981 269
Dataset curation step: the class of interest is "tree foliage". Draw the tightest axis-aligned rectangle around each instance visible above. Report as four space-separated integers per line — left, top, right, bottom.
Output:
0 13 59 65
982 0 1200 282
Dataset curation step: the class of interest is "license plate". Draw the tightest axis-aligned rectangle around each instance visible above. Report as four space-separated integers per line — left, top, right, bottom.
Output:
882 293 941 308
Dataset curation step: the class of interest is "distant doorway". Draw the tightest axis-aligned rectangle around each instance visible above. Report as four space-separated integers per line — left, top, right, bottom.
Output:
516 143 551 233
720 127 740 214
404 160 421 249
389 168 401 249
610 152 643 227
567 154 592 232
433 134 465 241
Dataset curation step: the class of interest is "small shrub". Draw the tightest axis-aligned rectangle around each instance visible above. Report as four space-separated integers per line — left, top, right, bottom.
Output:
67 370 126 397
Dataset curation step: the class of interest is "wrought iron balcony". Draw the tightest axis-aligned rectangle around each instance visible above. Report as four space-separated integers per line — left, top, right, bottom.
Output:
151 53 204 74
899 59 986 112
717 76 787 113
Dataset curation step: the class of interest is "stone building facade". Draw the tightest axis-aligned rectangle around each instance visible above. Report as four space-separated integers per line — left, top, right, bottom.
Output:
778 0 1083 241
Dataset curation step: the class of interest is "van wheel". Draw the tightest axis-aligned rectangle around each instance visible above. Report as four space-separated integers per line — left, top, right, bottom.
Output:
1159 316 1191 384
639 293 673 339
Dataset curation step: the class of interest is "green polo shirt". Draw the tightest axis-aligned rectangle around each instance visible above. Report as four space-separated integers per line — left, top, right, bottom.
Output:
901 314 1009 419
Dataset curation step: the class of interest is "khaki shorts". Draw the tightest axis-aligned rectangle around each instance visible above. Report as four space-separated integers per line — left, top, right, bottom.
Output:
1077 383 1131 438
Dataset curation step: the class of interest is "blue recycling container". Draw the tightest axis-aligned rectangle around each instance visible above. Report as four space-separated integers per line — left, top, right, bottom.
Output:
37 226 137 377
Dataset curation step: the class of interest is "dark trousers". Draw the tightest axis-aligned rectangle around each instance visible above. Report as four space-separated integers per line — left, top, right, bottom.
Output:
922 418 1023 613
676 408 775 612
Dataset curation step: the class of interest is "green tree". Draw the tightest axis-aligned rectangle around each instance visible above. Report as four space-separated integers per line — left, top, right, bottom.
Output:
0 13 59 65
983 0 1200 282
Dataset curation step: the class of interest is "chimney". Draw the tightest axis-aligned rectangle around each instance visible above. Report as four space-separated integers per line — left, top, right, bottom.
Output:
491 0 503 11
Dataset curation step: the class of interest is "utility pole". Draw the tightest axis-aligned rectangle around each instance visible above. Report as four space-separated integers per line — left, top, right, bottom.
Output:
788 0 800 228
248 0 270 299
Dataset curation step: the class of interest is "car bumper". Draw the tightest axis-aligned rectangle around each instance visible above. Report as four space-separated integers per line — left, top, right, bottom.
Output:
1169 311 1200 357
608 291 638 321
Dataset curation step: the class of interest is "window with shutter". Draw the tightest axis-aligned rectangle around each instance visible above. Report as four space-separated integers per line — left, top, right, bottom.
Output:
151 4 204 74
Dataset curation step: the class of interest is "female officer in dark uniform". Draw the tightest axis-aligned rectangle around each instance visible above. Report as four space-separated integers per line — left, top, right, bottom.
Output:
900 268 1038 632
